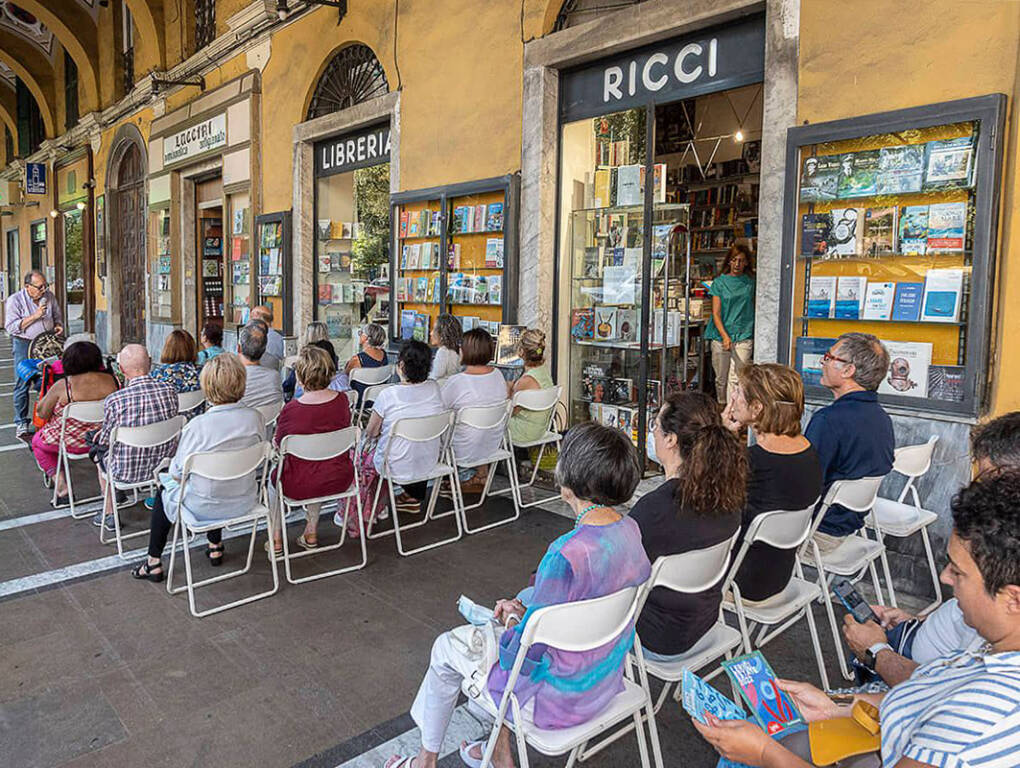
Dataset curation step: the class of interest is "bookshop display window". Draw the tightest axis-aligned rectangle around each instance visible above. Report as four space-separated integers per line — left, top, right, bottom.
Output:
254 210 293 335
149 207 173 322
780 95 1006 416
314 124 391 355
226 192 252 326
198 212 224 330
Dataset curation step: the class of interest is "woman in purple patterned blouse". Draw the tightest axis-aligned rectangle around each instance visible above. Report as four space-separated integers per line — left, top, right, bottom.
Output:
387 423 651 768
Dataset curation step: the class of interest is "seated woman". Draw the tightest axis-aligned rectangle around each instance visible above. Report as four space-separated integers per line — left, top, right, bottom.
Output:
387 422 651 768
440 328 508 494
33 341 119 506
632 391 747 659
293 339 350 399
345 322 389 407
693 471 1020 768
722 363 822 602
196 322 224 367
130 354 265 581
283 322 331 399
506 328 555 454
429 313 462 382
151 329 200 393
267 345 354 555
364 339 444 514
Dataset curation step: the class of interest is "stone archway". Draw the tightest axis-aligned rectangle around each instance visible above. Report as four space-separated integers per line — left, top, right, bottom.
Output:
105 123 147 349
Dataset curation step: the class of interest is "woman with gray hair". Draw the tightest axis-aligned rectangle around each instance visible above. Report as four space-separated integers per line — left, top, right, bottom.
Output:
386 422 651 768
344 322 389 404
429 313 462 382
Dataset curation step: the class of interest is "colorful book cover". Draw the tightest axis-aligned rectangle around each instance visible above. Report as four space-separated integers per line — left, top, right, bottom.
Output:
928 365 966 403
485 238 504 268
921 268 964 322
837 150 880 198
923 136 975 190
799 155 841 202
826 208 860 256
891 282 924 322
473 204 486 233
317 283 333 306
400 310 416 340
898 205 929 255
571 308 594 341
616 406 633 438
496 325 525 366
617 308 637 342
807 276 837 318
400 244 409 269
594 307 618 341
879 340 932 398
409 243 421 269
407 215 420 238
794 336 836 387
488 275 502 305
926 202 966 251
834 276 868 319
862 207 896 256
431 211 442 237
486 202 504 232
862 282 896 321
329 220 345 240
722 652 803 735
412 314 429 342
399 211 409 238
681 668 746 726
876 145 924 194
800 213 832 256
646 379 662 410
594 168 612 208
414 276 428 302
317 252 332 273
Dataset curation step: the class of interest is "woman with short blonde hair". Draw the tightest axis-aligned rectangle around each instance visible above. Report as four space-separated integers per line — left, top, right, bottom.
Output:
200 353 247 405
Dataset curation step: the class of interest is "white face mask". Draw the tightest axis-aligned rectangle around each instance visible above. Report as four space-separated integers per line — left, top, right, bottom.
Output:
646 428 659 465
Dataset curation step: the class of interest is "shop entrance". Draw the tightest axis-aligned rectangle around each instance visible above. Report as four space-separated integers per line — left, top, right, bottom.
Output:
114 143 146 344
61 210 85 336
195 176 224 341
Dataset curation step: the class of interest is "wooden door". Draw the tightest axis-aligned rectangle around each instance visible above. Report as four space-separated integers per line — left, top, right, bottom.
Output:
116 145 146 343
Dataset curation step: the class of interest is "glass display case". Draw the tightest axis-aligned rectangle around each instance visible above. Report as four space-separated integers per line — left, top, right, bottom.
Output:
394 197 442 342
226 192 252 325
199 215 224 328
150 207 173 322
254 210 293 335
780 95 1006 416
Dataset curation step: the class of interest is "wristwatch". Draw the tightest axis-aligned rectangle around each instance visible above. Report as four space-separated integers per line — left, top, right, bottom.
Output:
864 641 893 671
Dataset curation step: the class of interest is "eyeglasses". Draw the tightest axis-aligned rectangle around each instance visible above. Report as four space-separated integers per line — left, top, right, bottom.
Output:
821 350 851 366
29 281 48 290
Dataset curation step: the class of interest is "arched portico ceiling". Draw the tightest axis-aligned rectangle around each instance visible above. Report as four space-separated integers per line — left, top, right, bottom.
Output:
0 26 57 136
0 60 15 90
0 1 54 57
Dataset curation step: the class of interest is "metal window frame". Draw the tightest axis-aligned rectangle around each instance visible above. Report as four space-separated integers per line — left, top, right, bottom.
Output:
777 93 1007 418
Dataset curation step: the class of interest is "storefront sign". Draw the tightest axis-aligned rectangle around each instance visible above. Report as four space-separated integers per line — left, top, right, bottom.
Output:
163 113 227 166
314 123 391 177
559 14 765 122
25 162 46 195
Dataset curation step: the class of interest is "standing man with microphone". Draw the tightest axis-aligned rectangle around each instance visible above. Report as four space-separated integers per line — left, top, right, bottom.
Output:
4 270 63 441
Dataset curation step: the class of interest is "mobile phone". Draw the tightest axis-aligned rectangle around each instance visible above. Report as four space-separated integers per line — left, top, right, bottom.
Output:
832 578 879 624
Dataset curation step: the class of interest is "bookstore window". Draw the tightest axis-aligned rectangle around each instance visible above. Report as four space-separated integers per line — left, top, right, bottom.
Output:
789 119 988 413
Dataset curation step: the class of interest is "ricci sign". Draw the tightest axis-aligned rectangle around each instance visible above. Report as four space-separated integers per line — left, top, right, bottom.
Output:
163 113 227 166
559 14 765 122
314 124 391 177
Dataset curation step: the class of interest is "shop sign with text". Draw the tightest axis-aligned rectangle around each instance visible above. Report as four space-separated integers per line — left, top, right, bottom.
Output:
315 124 391 177
163 113 228 166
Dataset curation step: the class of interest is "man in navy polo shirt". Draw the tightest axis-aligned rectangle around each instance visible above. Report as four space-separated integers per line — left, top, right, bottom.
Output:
805 332 895 552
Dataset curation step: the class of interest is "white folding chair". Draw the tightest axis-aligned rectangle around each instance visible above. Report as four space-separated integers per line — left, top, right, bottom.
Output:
451 401 521 534
722 500 832 690
464 585 660 768
492 386 562 509
353 382 393 427
868 436 941 615
580 532 742 766
350 365 394 424
272 426 367 584
100 414 185 558
52 399 108 518
165 441 279 618
799 477 889 680
281 354 299 381
177 389 206 418
366 410 464 556
254 400 284 430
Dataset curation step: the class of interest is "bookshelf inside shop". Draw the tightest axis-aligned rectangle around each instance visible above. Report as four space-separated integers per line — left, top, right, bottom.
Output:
783 95 1006 415
199 216 224 329
445 189 506 337
395 197 443 343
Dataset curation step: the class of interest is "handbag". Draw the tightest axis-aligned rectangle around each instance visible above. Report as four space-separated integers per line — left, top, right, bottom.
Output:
450 619 503 700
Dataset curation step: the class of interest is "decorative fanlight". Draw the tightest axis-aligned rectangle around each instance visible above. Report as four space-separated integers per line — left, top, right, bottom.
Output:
306 44 388 121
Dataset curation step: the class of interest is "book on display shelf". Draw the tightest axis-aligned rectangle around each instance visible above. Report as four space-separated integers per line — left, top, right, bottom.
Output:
617 309 637 342
412 314 430 343
615 165 643 206
485 238 504 267
876 144 925 194
459 315 478 332
594 307 619 341
834 276 868 320
836 150 880 198
862 282 896 321
399 211 409 238
891 282 924 322
488 275 502 305
878 340 932 399
898 206 929 255
317 284 333 305
486 202 504 231
827 208 860 256
926 202 966 251
799 155 841 202
923 136 974 190
600 404 618 429
473 205 486 232
800 213 832 256
807 276 836 318
927 365 966 403
861 207 897 256
571 308 594 341
317 219 331 240
921 268 964 323
646 379 662 410
795 337 836 387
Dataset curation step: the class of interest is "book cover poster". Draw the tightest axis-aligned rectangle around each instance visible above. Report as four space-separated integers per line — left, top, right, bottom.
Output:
615 164 643 206
800 213 832 256
928 365 966 403
571 308 594 340
926 202 966 251
876 145 924 194
827 208 860 256
899 205 929 255
594 307 619 341
923 136 975 189
862 208 896 256
799 155 841 203
617 308 637 342
834 276 868 320
891 282 925 322
879 340 932 398
807 276 837 318
795 337 836 387
837 150 880 198
862 282 896 321
921 268 964 322
486 202 504 232
722 652 803 735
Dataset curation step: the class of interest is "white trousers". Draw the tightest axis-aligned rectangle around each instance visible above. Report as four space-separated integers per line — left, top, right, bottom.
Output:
710 339 754 404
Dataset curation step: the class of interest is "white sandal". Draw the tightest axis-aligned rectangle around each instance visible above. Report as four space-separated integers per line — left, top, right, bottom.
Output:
384 757 415 768
459 740 485 768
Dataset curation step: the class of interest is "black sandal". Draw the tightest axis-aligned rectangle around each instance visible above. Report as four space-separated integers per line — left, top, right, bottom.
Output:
207 543 225 567
131 560 164 582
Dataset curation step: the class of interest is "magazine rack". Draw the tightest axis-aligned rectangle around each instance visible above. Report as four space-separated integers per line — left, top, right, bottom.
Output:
778 94 1006 416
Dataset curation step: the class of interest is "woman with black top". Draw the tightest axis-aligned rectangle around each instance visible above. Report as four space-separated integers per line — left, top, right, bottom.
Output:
631 391 748 658
722 363 822 602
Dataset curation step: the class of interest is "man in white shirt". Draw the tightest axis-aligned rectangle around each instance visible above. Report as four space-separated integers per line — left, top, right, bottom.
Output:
250 305 284 370
237 323 283 408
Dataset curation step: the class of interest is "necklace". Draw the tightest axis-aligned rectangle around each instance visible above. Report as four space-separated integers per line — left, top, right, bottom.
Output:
575 503 603 528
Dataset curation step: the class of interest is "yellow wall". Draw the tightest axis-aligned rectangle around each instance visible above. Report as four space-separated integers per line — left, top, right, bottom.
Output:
798 0 1020 415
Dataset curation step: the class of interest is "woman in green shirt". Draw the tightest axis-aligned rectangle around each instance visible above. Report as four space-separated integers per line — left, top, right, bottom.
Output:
705 244 755 404
507 328 555 446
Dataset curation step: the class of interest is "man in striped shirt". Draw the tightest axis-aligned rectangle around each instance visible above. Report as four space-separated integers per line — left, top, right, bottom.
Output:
693 470 1020 768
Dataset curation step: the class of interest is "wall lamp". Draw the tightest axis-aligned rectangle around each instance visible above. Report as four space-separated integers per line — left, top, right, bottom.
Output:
276 0 347 24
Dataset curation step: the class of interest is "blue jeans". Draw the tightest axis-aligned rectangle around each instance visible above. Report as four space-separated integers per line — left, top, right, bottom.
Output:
12 335 31 426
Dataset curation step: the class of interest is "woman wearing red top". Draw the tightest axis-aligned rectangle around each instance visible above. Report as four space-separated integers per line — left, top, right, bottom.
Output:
268 345 354 555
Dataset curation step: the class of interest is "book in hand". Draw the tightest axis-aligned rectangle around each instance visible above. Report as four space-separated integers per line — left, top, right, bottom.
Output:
721 651 803 735
681 670 754 768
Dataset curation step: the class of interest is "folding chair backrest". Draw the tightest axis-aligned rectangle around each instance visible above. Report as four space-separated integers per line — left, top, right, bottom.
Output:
455 401 511 431
183 441 269 482
721 501 819 596
892 435 938 478
63 399 107 426
178 389 206 413
357 383 392 420
512 385 561 413
522 585 642 652
280 426 359 462
827 476 884 513
647 530 740 596
350 364 394 387
390 410 454 443
255 400 284 426
112 414 186 449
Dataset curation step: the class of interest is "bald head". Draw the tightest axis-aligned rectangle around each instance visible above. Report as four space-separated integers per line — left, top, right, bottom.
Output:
251 305 274 327
117 344 151 379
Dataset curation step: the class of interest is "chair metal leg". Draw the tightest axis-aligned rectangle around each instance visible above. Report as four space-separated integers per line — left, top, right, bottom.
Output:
816 564 853 681
634 647 663 768
919 526 944 616
391 473 463 556
878 544 897 608
462 459 522 534
868 559 885 607
804 598 831 691
280 497 369 585
491 440 562 510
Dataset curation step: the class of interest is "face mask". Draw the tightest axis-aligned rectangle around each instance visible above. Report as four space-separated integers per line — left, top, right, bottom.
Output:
457 594 495 626
646 429 659 465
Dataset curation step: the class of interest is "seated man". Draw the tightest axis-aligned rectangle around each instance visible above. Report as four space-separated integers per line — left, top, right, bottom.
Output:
693 470 1020 768
92 344 180 529
251 305 284 370
237 323 283 408
805 332 894 552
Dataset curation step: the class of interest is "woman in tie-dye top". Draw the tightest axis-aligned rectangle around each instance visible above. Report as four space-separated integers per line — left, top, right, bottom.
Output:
389 423 650 768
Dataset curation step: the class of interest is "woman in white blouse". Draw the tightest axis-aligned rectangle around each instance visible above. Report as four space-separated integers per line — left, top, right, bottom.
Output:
429 313 462 382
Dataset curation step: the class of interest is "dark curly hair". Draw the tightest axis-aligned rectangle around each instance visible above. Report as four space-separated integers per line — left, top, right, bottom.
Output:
951 471 1020 595
62 341 105 376
398 339 432 384
971 412 1020 471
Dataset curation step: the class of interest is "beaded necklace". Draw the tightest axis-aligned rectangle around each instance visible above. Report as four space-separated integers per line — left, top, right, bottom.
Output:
575 503 605 528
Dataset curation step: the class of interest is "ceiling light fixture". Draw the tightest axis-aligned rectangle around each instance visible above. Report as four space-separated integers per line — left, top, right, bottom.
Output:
734 129 744 143
76 201 86 211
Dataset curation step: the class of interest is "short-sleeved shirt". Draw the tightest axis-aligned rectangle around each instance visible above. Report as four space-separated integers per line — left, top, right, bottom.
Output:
197 346 224 366
372 380 445 483
441 369 508 465
151 362 201 393
241 364 284 408
880 649 1020 767
912 599 983 664
273 394 354 501
704 273 755 343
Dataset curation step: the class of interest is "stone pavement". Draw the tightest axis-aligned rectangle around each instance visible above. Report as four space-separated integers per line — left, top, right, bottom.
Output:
0 333 887 768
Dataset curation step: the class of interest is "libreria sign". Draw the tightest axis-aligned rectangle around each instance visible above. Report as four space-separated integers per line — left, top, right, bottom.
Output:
315 124 391 177
163 113 227 166
558 14 765 122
